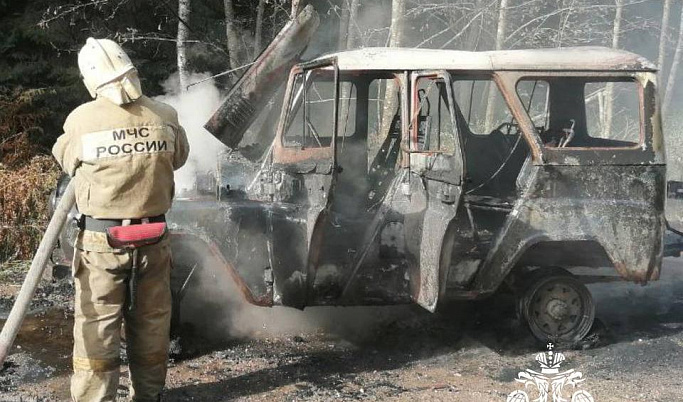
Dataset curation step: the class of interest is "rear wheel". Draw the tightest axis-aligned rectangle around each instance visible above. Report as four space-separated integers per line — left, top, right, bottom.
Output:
518 268 595 345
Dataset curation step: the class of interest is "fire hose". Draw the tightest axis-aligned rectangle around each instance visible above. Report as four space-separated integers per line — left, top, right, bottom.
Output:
0 181 75 365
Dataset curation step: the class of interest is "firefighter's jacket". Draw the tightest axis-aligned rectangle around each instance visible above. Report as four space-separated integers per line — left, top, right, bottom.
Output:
52 95 189 219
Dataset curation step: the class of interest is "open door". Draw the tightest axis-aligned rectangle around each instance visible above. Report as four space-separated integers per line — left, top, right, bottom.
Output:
407 70 465 311
269 60 340 307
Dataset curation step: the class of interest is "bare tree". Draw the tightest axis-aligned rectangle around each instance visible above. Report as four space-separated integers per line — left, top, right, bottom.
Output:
663 4 683 117
224 0 243 72
604 0 624 136
177 0 191 92
484 0 509 131
253 0 266 59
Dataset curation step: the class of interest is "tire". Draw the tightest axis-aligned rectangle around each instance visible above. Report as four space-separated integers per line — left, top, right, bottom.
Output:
518 269 595 345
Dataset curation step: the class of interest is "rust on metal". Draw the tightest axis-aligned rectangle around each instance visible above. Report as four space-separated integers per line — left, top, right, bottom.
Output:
204 5 320 148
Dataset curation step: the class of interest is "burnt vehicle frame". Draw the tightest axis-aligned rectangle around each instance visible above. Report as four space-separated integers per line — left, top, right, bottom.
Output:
53 47 668 344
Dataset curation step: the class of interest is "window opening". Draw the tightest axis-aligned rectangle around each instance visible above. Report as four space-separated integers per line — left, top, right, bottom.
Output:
516 77 642 149
367 76 403 207
452 78 515 135
368 76 402 170
283 68 351 149
338 80 357 154
585 81 640 145
412 76 456 153
451 75 528 197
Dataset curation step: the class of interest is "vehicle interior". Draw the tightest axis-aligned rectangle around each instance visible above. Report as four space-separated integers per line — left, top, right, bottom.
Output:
282 70 404 216
279 69 644 251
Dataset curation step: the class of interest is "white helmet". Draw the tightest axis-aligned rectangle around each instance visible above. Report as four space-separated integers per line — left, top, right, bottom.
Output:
77 37 143 105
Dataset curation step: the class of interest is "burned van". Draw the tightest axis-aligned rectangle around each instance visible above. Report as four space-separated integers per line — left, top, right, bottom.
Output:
52 47 667 344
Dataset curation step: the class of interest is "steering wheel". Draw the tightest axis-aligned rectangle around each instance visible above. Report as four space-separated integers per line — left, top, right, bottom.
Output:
494 122 521 148
494 122 520 135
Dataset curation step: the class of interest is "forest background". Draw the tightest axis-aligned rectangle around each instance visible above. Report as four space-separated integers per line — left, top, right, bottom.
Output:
1 0 682 263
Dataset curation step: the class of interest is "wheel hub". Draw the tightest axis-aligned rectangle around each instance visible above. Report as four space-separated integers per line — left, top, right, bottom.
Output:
529 280 586 337
546 298 569 320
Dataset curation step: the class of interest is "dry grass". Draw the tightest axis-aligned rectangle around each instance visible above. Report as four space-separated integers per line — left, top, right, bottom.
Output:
0 145 61 262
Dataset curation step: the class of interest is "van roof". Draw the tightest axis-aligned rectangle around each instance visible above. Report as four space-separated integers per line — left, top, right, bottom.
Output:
306 46 656 72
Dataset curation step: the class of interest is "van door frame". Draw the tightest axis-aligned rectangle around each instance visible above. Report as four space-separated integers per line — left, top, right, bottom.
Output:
271 58 341 307
406 70 465 311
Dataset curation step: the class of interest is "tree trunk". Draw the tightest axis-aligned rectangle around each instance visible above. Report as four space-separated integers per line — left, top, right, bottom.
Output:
336 0 361 50
253 0 266 59
484 0 509 132
663 5 683 117
387 0 406 48
292 0 304 17
604 0 623 136
379 0 406 140
346 0 361 49
338 0 351 50
224 0 242 73
177 0 191 92
658 0 672 84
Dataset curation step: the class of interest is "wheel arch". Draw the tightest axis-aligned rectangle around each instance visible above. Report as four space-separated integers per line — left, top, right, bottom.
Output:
506 238 622 286
474 235 624 295
169 232 272 306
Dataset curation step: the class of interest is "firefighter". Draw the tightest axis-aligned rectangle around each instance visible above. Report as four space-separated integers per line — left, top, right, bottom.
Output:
52 37 189 401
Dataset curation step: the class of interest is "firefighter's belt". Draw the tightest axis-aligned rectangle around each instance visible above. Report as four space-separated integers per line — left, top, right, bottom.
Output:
81 214 166 233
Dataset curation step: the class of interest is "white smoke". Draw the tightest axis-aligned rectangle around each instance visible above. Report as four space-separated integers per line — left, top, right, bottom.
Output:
154 72 227 194
181 251 415 341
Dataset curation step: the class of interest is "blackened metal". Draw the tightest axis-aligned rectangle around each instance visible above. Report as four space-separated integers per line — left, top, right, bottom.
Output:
204 5 320 148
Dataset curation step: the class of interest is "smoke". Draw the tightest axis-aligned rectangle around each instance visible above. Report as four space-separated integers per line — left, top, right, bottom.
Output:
589 259 683 334
178 245 415 343
154 72 227 194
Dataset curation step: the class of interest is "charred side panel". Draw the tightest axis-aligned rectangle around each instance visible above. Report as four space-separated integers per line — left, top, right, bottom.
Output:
470 164 665 293
167 200 308 306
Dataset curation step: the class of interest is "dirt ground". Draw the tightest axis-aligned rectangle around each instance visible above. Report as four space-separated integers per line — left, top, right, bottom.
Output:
2 257 683 402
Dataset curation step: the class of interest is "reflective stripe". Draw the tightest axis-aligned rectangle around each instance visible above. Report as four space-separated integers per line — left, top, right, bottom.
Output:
128 351 168 367
73 356 120 372
81 125 175 161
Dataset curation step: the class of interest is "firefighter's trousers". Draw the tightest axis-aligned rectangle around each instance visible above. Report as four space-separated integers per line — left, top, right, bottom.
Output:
71 231 172 402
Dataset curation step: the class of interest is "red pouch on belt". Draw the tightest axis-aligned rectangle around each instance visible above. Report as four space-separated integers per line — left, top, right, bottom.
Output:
106 223 167 248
